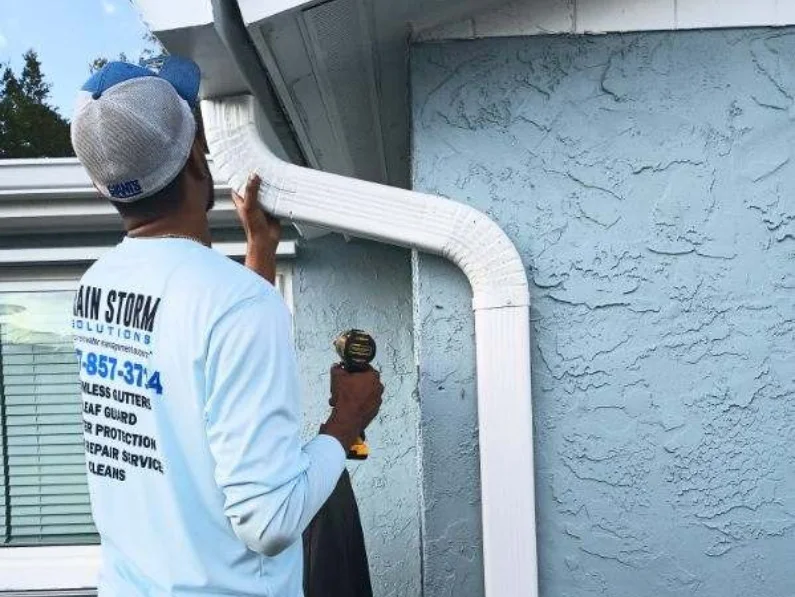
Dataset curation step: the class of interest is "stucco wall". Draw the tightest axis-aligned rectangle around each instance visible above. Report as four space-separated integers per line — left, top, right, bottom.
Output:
412 28 795 597
292 235 420 597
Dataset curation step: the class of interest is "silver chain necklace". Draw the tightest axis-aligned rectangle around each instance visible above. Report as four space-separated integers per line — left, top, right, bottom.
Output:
127 233 209 246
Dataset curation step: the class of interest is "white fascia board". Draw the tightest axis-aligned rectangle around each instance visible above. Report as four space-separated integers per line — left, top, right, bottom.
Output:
0 158 97 197
0 157 230 198
0 157 243 234
238 0 316 23
132 0 213 32
0 241 297 265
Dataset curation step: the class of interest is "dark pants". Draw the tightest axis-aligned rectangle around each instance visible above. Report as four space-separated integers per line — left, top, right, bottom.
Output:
302 469 373 597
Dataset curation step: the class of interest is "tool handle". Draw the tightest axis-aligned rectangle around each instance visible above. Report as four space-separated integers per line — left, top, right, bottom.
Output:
347 432 369 460
340 362 370 460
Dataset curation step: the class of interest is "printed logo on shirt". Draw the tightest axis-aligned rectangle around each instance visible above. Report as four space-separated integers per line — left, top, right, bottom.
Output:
73 284 166 483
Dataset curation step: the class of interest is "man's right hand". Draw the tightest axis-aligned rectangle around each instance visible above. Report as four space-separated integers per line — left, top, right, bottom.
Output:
321 364 383 451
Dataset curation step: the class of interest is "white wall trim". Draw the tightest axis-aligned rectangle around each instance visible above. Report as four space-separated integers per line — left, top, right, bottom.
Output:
414 0 795 41
0 545 100 592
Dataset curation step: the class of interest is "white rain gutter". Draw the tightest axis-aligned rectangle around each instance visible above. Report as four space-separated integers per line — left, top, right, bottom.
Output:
202 95 538 597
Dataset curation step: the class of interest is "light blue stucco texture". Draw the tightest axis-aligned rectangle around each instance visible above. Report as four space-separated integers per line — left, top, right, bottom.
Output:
411 29 795 597
292 235 420 597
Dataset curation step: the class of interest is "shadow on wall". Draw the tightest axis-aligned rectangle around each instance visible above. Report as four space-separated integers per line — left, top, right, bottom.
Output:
412 27 795 597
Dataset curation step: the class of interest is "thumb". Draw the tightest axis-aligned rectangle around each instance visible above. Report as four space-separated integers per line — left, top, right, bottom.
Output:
245 173 261 201
231 189 244 207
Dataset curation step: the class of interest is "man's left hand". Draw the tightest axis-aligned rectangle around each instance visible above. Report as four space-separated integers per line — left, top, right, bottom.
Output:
232 173 281 252
233 173 282 284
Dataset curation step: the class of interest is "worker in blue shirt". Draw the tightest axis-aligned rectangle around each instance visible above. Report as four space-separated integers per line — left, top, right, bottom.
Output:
70 56 383 596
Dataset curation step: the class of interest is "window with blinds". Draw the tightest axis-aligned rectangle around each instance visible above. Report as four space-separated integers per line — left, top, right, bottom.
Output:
0 290 97 546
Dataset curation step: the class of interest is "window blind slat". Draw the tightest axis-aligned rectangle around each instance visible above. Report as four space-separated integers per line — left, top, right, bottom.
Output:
4 383 81 397
7 434 84 446
7 445 84 457
7 535 98 546
3 352 77 366
11 493 91 507
6 404 80 416
8 454 86 466
10 464 87 477
7 430 83 441
3 373 79 387
7 414 83 427
5 345 75 353
6 394 84 406
14 509 95 523
10 474 90 487
4 365 79 377
10 524 97 537
10 484 89 498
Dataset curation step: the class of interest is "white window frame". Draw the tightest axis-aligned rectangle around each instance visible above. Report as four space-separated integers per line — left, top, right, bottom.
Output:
0 245 295 593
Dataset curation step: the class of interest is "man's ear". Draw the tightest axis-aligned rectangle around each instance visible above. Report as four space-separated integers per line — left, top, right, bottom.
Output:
185 137 210 181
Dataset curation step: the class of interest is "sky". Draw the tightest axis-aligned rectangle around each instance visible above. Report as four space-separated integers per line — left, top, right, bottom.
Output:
0 0 155 119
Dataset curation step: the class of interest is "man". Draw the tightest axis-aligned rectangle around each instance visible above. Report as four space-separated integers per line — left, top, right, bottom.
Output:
70 56 383 596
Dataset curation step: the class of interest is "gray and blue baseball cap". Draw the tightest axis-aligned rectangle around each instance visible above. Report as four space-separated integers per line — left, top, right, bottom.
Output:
71 56 201 202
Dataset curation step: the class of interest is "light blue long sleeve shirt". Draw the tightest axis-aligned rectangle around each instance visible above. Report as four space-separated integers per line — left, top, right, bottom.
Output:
73 237 345 596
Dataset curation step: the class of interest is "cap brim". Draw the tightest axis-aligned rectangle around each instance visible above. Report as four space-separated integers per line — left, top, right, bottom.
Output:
158 56 201 109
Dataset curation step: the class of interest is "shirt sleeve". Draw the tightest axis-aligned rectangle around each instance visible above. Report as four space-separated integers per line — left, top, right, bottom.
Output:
203 292 345 557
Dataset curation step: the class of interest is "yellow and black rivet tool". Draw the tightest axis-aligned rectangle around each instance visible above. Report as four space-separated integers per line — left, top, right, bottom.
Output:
333 329 377 460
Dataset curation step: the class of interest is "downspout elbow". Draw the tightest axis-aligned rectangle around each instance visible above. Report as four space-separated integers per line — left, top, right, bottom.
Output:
202 94 529 311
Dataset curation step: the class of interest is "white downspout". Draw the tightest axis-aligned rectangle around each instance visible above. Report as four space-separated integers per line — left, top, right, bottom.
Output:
202 95 538 597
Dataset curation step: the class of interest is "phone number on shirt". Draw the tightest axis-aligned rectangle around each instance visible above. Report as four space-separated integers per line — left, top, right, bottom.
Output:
76 350 163 395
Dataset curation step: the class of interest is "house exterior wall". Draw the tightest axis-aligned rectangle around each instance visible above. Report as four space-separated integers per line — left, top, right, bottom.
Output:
292 235 421 597
411 27 795 597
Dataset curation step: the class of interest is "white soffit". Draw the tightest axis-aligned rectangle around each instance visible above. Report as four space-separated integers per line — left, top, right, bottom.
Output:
238 0 316 22
239 0 512 189
245 1 393 185
133 0 213 32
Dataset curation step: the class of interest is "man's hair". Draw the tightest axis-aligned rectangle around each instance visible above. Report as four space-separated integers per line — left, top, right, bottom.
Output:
111 165 187 221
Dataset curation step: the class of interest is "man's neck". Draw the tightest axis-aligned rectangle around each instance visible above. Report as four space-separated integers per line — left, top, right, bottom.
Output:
125 214 211 247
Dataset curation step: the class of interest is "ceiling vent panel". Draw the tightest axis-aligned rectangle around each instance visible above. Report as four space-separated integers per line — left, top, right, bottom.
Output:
300 0 387 183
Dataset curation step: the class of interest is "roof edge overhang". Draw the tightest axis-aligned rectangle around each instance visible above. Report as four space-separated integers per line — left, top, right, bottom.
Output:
0 158 240 236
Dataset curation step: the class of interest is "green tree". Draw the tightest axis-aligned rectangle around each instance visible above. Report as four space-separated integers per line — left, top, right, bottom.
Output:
89 32 164 74
0 50 73 158
89 52 128 75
